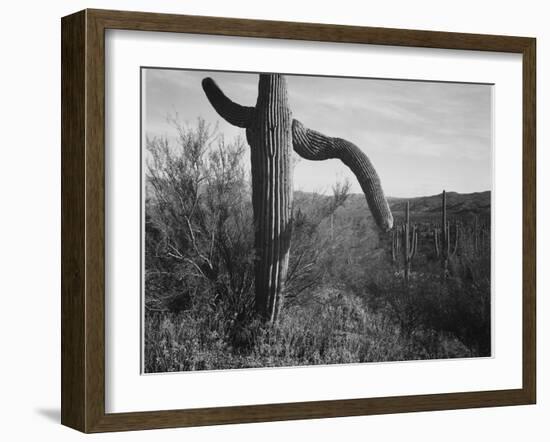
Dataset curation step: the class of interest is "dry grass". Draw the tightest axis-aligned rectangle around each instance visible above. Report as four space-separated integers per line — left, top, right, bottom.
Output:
144 288 472 373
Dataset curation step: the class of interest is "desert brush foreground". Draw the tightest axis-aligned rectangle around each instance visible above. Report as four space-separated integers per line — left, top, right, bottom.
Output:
143 120 491 373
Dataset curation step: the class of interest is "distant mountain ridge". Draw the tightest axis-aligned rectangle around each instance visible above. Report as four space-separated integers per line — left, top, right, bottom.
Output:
294 189 491 225
387 190 491 224
147 178 490 226
291 190 492 263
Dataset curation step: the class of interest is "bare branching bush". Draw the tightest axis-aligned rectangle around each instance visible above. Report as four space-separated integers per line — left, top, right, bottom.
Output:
284 181 350 307
144 118 352 360
145 118 255 323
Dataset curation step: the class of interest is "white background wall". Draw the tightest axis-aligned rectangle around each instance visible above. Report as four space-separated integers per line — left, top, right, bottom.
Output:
0 0 546 440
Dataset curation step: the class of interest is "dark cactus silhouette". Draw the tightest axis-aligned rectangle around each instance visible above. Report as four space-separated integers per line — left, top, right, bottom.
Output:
472 215 489 256
202 73 393 323
402 201 418 283
391 226 400 264
390 201 417 283
433 190 459 277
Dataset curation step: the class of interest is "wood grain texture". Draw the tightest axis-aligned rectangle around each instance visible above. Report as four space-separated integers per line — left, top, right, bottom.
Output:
85 8 107 433
522 38 536 403
60 8 537 433
61 10 86 431
87 8 533 52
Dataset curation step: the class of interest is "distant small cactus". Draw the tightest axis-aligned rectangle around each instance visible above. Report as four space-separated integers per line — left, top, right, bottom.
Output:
402 201 418 284
472 215 489 256
391 201 418 284
433 190 459 277
391 226 400 264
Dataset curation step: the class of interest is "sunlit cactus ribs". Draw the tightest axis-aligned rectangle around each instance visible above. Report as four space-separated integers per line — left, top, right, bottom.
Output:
292 120 393 232
202 73 393 323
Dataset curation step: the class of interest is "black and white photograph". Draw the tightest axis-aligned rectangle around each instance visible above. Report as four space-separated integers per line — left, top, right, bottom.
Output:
142 68 492 373
1 0 543 438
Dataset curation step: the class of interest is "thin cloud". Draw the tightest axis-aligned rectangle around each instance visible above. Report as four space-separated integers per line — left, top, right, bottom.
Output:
143 68 492 198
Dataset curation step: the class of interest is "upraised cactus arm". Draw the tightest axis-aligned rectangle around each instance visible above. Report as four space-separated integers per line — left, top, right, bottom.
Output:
292 119 393 232
202 78 254 128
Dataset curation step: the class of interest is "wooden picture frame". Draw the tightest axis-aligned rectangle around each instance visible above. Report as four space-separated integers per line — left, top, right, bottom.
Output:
61 8 536 433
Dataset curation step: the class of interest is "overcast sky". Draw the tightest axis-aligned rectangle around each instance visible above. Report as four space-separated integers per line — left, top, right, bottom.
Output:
143 68 492 198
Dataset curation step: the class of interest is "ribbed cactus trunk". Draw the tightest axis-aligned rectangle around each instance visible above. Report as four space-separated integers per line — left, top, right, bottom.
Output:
202 74 292 322
202 73 393 324
246 75 292 322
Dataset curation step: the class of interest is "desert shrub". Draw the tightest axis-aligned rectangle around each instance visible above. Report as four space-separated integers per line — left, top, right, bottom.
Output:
144 288 473 373
145 118 255 326
355 241 491 357
284 182 351 308
143 118 490 372
144 119 359 366
144 310 230 372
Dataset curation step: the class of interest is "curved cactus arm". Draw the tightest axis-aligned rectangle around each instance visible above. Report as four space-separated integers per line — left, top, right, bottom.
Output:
201 78 254 128
292 119 393 231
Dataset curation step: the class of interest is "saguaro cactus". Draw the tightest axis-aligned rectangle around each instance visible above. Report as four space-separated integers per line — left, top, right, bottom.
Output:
202 73 393 323
390 202 417 282
433 190 459 276
291 120 393 231
472 215 489 256
391 226 400 264
402 201 418 283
